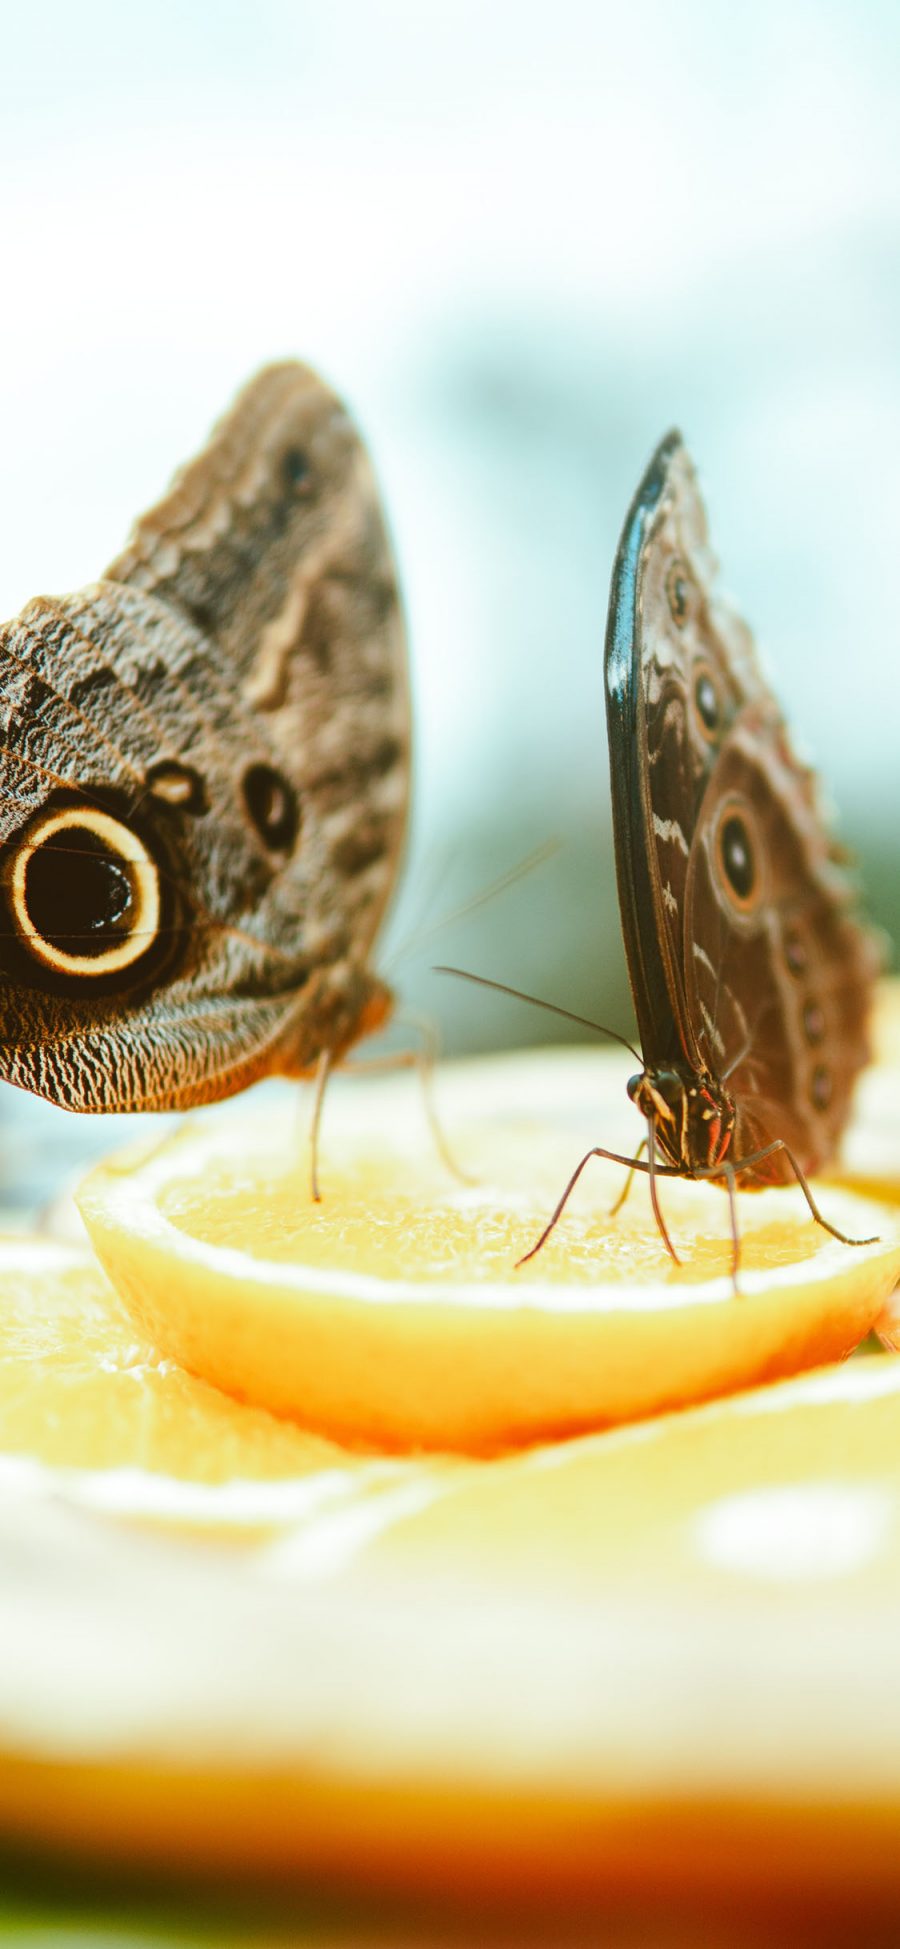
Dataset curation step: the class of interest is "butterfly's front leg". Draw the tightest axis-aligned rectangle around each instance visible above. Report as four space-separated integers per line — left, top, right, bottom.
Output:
515 1142 680 1270
608 1139 647 1217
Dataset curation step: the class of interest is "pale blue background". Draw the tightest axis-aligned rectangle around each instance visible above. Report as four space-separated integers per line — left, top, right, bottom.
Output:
1 0 899 1199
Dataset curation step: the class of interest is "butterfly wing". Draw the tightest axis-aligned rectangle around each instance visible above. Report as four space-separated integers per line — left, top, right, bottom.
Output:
0 364 409 1111
682 703 878 1182
605 432 773 1073
607 429 876 1176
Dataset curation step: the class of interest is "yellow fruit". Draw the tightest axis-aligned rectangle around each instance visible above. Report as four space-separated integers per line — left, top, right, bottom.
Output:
76 1050 900 1452
2 1344 900 1908
0 1235 457 1529
1 1030 899 1912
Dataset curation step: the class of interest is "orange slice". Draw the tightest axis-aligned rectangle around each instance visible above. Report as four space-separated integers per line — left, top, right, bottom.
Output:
3 1343 900 1912
0 1235 460 1531
0 999 900 1915
76 1048 900 1452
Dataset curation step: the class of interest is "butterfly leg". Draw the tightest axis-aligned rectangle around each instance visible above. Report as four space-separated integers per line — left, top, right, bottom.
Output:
646 1119 681 1267
341 1011 474 1186
608 1139 647 1217
308 1045 334 1203
516 1145 679 1269
718 1161 741 1289
695 1142 879 1250
395 1009 475 1186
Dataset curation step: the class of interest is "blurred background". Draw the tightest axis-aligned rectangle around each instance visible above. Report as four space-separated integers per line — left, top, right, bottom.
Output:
1 0 899 1204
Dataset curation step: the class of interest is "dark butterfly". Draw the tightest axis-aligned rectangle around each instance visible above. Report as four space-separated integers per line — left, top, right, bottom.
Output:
444 432 879 1274
0 364 408 1121
590 429 880 1267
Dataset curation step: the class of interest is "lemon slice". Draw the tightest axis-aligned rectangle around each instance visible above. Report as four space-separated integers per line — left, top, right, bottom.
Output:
76 1048 900 1451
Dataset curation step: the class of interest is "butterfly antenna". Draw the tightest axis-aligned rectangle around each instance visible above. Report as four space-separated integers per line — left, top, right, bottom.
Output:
434 966 643 1065
385 840 560 974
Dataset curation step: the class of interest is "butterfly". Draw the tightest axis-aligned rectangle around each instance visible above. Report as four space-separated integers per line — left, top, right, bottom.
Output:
0 364 408 1124
443 432 879 1274
587 428 881 1265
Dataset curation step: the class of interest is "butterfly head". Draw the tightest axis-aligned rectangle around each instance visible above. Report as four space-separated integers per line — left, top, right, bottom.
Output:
627 1064 735 1175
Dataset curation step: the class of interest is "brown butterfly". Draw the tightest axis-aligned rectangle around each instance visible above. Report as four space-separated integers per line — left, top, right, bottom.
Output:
0 364 408 1122
444 432 879 1273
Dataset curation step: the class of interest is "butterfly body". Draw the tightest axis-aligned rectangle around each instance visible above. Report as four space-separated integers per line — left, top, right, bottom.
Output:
626 1063 735 1176
0 364 407 1112
607 431 877 1197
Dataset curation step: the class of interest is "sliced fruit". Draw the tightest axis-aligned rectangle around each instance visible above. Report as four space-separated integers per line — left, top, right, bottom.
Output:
0 1234 454 1531
356 1343 900 1600
3 1355 900 1910
76 1050 900 1452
